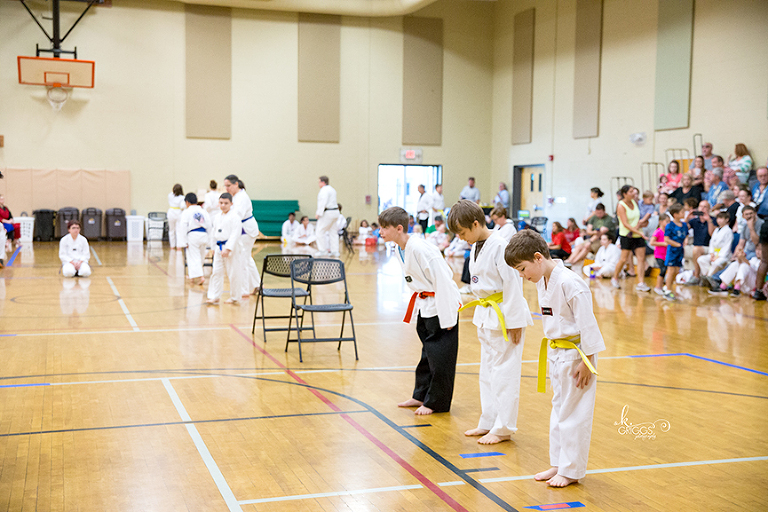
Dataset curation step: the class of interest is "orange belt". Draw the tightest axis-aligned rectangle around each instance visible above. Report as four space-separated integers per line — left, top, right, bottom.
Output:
403 291 435 323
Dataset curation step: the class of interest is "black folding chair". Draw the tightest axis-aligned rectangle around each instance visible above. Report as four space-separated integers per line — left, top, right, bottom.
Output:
286 258 358 362
340 216 354 254
252 254 313 342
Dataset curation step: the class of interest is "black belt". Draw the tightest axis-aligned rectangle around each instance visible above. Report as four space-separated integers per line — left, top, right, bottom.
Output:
324 207 338 211
189 227 206 233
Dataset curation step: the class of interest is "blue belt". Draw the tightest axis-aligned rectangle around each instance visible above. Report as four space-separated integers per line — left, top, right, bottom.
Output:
189 227 206 233
216 240 227 250
242 216 253 223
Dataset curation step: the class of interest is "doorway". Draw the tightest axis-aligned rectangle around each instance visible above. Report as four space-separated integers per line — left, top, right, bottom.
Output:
512 164 546 218
378 164 443 215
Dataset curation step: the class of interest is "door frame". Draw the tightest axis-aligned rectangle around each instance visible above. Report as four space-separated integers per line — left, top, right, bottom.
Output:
512 163 546 217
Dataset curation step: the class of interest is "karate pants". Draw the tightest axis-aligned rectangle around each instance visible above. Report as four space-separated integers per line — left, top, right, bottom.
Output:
697 254 729 276
316 211 340 254
582 263 616 278
237 232 261 297
167 210 181 248
548 357 598 480
62 262 91 278
412 314 459 413
185 232 208 279
719 261 757 292
207 248 240 302
477 327 525 436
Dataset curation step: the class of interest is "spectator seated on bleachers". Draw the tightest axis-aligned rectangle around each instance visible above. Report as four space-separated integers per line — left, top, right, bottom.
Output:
566 203 616 266
582 233 621 278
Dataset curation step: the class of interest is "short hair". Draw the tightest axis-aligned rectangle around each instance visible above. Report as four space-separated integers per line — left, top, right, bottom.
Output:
642 190 654 199
718 190 735 203
490 206 507 218
742 205 755 214
172 184 183 196
68 220 81 229
669 203 684 216
601 231 616 243
504 229 550 267
468 177 476 181
435 183 442 189
378 206 409 231
716 211 730 220
434 215 444 223
209 180 217 189
446 200 485 232
684 197 699 209
418 184 425 190
185 192 198 204
219 192 233 202
288 212 296 218
595 203 605 211
711 156 724 167
319 175 329 185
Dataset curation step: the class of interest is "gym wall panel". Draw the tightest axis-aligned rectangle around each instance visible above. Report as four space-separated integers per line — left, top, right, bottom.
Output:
57 170 83 209
573 0 603 139
32 170 57 211
103 171 132 214
654 0 694 131
511 8 535 145
402 16 443 146
297 13 341 143
82 170 106 213
185 5 232 139
3 169 32 216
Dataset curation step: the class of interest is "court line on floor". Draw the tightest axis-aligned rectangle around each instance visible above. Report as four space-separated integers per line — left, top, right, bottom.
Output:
629 352 768 377
238 484 424 505
105 277 140 331
162 378 241 512
90 247 102 265
6 246 22 266
5 326 232 337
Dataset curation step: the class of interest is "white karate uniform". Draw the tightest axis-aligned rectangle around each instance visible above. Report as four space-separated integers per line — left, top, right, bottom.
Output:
179 205 212 279
697 226 733 276
493 221 517 242
468 232 533 436
431 192 445 219
316 185 340 255
232 189 261 297
719 257 760 293
203 190 221 216
537 261 606 480
293 223 317 245
398 236 461 329
417 193 432 222
207 209 241 302
59 233 92 278
167 193 186 248
583 243 621 278
281 219 300 239
444 237 470 257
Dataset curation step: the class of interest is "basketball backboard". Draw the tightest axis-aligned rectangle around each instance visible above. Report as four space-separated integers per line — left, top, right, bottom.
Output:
18 56 95 88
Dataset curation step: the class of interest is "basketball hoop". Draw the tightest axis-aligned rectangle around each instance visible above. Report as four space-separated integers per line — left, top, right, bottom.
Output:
46 85 71 111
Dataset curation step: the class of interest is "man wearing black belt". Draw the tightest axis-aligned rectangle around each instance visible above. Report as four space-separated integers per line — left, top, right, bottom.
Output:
315 175 340 257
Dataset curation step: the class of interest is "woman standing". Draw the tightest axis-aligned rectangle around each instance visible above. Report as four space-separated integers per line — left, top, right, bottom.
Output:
493 182 510 210
611 185 650 291
203 180 222 217
224 174 261 299
167 184 185 249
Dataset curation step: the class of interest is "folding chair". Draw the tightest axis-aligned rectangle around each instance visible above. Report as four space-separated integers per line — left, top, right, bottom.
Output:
252 254 313 342
340 216 354 254
286 258 358 362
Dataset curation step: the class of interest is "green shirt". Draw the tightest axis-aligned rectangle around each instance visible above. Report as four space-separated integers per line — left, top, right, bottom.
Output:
587 214 616 233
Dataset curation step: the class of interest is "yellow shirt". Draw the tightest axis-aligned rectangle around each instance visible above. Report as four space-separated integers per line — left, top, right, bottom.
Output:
618 199 641 238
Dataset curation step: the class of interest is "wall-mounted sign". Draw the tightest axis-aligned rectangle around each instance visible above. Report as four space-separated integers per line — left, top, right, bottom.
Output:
400 148 423 164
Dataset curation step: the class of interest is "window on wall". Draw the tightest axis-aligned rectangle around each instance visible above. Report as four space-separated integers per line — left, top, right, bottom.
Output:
377 164 442 214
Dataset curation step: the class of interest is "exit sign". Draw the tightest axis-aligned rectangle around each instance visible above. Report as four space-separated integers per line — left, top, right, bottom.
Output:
400 148 423 164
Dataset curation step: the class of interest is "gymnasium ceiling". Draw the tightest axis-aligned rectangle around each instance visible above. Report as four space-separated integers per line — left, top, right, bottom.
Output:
167 0 441 17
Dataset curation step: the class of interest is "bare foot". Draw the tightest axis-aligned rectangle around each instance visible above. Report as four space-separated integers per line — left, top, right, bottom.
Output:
415 406 434 415
534 467 558 481
398 398 423 408
547 474 578 487
198 277 205 286
224 298 238 304
206 299 219 305
241 294 251 299
464 428 490 437
478 433 510 445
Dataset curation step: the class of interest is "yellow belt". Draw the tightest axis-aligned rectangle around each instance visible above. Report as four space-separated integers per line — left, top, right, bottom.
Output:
169 207 181 210
458 292 508 341
537 335 598 393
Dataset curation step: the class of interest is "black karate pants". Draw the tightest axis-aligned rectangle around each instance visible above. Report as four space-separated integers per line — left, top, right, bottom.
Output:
461 256 471 284
419 218 429 233
412 314 459 412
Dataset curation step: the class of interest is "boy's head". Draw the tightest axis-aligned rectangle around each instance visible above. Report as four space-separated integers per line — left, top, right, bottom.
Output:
642 190 654 203
218 192 233 211
715 211 730 226
446 200 486 244
185 192 198 206
68 220 81 236
504 229 551 282
288 212 296 220
684 197 699 210
668 203 684 219
378 208 407 242
434 215 444 227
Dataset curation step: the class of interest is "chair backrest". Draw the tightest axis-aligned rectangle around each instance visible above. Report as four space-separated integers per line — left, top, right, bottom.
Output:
290 258 346 285
531 216 548 229
263 254 312 278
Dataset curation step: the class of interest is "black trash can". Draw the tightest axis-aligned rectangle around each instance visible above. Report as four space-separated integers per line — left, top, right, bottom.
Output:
33 209 56 241
57 207 80 238
105 208 126 240
81 208 103 240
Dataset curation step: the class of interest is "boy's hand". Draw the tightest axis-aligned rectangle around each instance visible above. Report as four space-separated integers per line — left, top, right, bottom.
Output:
507 328 522 345
222 249 231 258
572 359 592 388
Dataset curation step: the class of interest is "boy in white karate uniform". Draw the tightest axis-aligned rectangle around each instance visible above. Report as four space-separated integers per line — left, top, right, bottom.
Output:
179 192 212 286
582 233 621 278
379 206 462 415
206 193 242 305
293 216 317 246
697 211 733 277
506 229 605 487
448 201 533 444
59 220 92 278
281 212 300 244
167 184 186 249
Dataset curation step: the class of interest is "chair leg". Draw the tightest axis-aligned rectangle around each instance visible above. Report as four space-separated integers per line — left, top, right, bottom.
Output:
338 310 345 350
260 292 268 343
285 305 294 352
296 310 303 363
252 289 261 334
348 310 358 360
308 292 317 338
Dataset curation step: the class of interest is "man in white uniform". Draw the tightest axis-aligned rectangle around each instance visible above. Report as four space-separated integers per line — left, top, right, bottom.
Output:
178 192 212 285
460 177 481 204
431 184 445 223
315 175 340 257
416 184 432 233
59 220 92 278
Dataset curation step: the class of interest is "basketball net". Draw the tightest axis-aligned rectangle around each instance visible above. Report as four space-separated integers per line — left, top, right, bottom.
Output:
46 85 70 111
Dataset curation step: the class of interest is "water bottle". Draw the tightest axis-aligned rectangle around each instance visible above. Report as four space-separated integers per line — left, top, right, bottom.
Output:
589 267 596 279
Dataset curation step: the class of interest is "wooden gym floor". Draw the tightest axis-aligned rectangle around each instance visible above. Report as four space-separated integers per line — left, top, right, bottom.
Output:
0 240 766 511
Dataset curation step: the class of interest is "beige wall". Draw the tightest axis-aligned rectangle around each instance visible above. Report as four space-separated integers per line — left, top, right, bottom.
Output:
0 0 494 225
491 0 768 223
1 0 765 227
